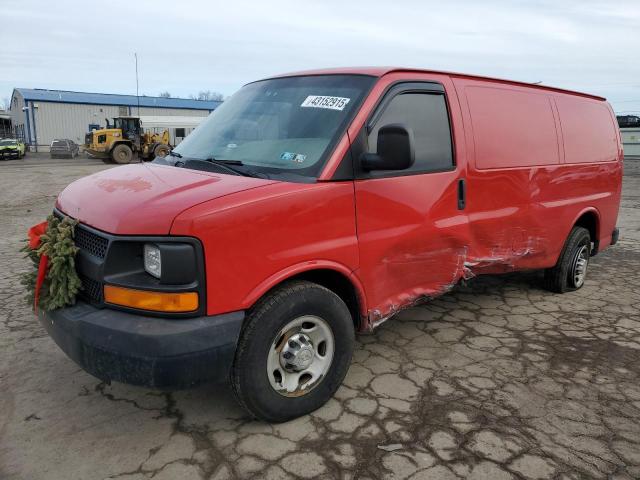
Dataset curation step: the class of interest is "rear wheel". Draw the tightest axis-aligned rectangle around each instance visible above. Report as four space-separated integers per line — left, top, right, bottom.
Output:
232 281 355 422
111 144 133 164
544 226 591 293
154 144 170 158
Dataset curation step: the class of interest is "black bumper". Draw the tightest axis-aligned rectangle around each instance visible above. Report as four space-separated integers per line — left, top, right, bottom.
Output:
38 301 244 389
0 150 19 159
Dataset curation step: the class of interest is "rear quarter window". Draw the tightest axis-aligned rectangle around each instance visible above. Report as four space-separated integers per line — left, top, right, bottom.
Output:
555 97 618 163
466 86 560 169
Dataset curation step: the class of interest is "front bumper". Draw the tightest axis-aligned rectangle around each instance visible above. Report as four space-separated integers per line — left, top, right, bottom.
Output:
38 301 244 389
0 149 19 159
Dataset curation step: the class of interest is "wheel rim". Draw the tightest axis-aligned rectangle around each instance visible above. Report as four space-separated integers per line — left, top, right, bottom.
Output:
571 244 589 288
116 149 128 161
266 315 335 397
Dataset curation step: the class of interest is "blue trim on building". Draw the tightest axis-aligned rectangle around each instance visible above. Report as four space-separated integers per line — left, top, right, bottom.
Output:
24 101 32 147
15 88 221 111
31 103 38 152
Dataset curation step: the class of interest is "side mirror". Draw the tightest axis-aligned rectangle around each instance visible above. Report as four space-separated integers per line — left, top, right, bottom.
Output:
361 123 415 172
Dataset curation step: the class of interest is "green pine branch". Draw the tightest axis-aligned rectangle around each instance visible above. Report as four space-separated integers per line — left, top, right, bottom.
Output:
21 215 81 312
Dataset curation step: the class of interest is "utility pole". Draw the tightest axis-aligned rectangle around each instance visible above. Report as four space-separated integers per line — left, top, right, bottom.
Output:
135 53 140 116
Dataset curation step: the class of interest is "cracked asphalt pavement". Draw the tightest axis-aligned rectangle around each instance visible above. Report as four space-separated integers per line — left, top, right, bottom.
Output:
1 155 639 479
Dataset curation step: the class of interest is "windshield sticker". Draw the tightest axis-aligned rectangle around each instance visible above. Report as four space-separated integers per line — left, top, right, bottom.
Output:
280 152 307 163
301 95 350 111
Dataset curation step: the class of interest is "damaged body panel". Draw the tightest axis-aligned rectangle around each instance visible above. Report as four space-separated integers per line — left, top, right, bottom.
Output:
346 70 622 332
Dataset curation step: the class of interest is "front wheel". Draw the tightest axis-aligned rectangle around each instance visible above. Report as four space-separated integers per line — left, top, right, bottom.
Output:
231 281 355 422
154 144 170 158
544 226 591 293
111 144 133 164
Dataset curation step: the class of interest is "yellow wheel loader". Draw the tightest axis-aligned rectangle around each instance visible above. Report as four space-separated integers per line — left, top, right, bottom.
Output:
84 117 171 164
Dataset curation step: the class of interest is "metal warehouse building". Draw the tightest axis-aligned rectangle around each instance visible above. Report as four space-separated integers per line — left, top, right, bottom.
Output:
621 128 640 158
9 89 221 152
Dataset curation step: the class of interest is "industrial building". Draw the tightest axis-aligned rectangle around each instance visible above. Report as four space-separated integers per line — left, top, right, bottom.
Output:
621 128 640 158
8 89 221 152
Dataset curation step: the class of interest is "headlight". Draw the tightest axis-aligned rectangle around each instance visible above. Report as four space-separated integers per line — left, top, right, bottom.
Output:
144 243 161 278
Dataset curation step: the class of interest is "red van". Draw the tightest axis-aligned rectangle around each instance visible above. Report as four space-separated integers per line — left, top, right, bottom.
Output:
41 68 622 422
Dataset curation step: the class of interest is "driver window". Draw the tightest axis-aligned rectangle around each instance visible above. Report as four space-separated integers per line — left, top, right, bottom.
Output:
368 92 454 173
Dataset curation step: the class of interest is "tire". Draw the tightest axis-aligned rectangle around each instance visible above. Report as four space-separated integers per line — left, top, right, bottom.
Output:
154 144 170 158
544 226 591 293
232 280 355 422
111 144 133 164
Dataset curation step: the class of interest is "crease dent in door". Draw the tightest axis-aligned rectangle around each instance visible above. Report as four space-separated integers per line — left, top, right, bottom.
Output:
364 233 545 332
366 242 470 332
462 229 547 273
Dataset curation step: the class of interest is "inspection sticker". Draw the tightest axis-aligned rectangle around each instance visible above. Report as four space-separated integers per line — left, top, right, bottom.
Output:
301 95 350 111
280 152 307 163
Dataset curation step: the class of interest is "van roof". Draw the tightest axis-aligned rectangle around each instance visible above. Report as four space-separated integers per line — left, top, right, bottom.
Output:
267 67 606 101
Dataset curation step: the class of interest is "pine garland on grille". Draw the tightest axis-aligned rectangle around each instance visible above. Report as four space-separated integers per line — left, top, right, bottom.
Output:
21 215 82 311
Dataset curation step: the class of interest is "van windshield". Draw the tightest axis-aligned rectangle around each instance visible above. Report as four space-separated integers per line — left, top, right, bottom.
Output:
165 75 374 181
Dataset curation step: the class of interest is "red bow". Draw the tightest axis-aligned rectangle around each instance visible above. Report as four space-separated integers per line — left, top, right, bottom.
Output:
28 221 49 312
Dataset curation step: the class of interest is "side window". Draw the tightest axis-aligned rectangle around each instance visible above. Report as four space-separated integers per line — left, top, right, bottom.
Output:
368 92 453 173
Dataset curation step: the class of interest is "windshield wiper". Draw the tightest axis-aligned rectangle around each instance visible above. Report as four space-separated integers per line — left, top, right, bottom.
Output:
207 158 242 165
168 150 183 158
205 157 269 179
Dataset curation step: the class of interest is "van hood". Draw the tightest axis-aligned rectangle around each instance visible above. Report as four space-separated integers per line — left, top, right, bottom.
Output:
56 163 276 234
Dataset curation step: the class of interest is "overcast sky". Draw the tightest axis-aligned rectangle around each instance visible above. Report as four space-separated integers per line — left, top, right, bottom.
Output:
1 0 639 113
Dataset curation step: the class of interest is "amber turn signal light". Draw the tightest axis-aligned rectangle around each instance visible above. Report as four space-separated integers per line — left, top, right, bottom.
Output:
104 285 198 313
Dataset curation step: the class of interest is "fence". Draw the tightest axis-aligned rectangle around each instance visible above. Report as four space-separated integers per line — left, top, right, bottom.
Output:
0 124 26 143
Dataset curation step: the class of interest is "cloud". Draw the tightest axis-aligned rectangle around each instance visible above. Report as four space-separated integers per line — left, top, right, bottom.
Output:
0 0 638 112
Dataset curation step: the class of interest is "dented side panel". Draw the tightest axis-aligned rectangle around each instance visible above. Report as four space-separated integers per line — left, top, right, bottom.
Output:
352 73 472 330
357 73 622 331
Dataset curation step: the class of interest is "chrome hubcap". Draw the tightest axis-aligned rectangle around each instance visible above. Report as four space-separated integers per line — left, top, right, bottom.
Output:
281 332 315 371
267 316 334 397
571 245 589 288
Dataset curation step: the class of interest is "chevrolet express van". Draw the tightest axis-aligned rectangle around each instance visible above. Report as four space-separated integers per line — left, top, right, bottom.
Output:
41 68 622 422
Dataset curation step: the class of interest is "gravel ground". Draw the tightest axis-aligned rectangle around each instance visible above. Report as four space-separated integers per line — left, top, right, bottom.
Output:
1 155 639 479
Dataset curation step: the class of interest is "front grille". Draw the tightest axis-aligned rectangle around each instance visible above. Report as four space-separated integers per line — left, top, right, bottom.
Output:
75 225 109 259
52 211 109 305
79 274 103 303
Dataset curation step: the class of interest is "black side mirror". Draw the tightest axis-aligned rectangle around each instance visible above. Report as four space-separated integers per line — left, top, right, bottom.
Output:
361 123 415 172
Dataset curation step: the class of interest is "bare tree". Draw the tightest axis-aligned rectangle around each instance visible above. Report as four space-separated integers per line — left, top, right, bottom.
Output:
158 91 171 98
1 97 10 111
190 90 224 101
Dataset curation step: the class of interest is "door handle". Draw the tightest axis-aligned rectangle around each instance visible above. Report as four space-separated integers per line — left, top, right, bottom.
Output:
458 179 466 210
